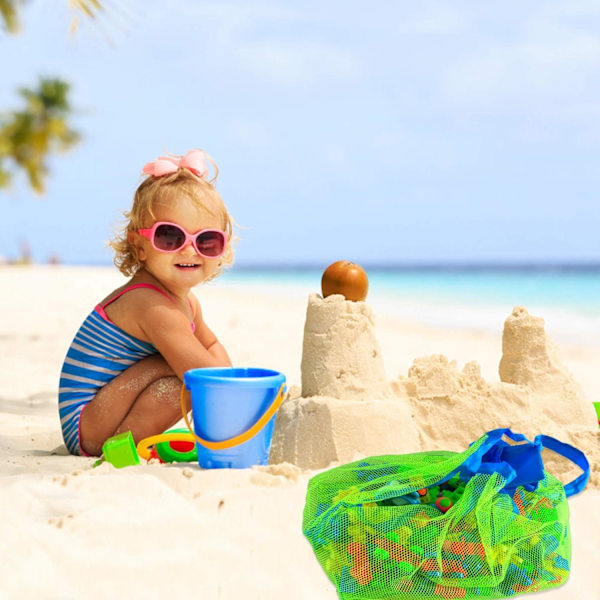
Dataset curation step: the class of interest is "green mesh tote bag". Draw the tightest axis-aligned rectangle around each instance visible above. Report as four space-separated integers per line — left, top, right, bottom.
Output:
303 428 589 599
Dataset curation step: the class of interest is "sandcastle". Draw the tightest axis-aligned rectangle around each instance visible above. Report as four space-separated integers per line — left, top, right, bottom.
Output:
270 295 599 487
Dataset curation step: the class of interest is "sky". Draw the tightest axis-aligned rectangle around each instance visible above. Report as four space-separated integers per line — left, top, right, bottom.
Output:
1 0 599 267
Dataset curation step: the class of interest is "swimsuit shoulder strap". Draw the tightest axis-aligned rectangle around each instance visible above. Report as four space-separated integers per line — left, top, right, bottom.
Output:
101 283 175 309
99 283 196 332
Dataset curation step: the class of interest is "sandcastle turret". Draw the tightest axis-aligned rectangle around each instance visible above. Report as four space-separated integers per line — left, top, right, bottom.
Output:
401 306 597 457
499 306 596 430
300 293 390 400
501 306 575 386
270 263 418 469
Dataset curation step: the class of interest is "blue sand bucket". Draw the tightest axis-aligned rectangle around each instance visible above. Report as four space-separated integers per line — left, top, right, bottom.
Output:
182 367 286 469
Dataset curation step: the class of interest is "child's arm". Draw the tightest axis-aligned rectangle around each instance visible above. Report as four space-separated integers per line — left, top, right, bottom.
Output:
205 339 232 365
136 298 229 380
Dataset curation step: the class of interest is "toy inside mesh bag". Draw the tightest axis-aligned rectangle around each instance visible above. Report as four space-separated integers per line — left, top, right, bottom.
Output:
302 428 589 600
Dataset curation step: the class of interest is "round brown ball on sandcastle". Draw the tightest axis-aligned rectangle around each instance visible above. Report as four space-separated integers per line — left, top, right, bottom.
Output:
270 270 599 487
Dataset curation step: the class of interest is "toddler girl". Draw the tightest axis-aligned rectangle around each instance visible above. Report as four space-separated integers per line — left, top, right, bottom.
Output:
58 149 234 456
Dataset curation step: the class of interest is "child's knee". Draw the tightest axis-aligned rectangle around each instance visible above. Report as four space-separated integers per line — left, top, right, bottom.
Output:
144 354 176 378
152 376 182 408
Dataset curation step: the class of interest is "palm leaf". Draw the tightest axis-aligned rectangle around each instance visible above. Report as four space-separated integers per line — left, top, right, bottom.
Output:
0 0 23 33
71 0 103 19
0 78 80 194
68 0 136 47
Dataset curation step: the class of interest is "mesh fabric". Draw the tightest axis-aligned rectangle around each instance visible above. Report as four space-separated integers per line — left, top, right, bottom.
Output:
303 434 570 599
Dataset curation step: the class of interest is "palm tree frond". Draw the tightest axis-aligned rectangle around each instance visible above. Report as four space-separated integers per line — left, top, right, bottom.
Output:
0 0 22 33
70 0 103 20
0 161 11 188
0 78 80 194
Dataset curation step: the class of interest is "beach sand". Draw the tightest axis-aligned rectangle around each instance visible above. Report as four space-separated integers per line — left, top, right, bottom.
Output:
1 265 598 599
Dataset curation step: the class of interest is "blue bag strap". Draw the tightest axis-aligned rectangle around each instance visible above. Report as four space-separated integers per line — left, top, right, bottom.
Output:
535 434 590 497
462 428 526 464
457 428 539 491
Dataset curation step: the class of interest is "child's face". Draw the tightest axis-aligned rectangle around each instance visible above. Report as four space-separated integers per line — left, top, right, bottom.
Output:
136 192 226 288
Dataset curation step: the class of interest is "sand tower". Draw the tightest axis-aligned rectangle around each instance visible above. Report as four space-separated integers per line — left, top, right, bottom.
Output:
300 293 390 401
270 293 419 469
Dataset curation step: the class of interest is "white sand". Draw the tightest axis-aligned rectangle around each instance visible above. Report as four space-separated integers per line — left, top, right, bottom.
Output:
0 265 598 599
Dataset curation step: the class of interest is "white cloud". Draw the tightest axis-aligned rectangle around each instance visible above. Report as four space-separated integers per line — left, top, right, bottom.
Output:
439 12 600 123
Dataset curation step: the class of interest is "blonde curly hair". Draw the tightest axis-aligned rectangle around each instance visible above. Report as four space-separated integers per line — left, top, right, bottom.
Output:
110 152 235 279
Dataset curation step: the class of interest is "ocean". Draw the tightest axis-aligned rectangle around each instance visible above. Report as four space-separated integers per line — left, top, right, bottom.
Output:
220 265 600 348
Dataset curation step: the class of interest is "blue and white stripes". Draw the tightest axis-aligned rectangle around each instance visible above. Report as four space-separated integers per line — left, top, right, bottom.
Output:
58 309 157 455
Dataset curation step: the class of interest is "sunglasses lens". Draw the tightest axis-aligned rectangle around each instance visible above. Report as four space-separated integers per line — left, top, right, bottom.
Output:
195 231 225 257
153 224 185 251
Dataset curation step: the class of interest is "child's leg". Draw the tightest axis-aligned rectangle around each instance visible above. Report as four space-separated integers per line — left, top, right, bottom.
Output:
79 354 191 456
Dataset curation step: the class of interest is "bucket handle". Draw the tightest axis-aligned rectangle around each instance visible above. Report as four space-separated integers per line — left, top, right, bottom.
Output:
179 382 286 450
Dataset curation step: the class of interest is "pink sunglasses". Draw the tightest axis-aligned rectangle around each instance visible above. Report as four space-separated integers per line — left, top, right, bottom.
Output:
137 222 227 258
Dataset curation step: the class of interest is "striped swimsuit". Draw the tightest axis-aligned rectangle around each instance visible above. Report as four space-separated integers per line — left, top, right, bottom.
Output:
58 283 193 456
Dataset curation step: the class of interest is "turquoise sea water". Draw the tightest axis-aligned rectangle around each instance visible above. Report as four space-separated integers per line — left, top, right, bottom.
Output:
220 266 600 346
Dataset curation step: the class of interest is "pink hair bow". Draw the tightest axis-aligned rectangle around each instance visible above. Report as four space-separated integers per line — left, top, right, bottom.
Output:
142 149 207 178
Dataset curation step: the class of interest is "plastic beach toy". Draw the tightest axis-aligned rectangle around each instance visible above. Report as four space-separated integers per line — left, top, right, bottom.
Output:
97 429 197 467
155 428 197 462
102 431 140 468
136 429 198 462
181 367 286 469
136 368 286 469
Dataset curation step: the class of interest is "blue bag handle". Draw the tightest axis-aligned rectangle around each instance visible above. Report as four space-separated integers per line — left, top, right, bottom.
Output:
457 428 542 493
535 434 590 497
456 428 589 498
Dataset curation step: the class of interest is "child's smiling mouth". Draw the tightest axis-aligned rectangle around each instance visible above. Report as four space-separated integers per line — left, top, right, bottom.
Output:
174 263 201 270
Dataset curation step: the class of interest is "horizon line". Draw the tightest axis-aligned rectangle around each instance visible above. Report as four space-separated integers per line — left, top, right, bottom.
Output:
6 259 600 272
